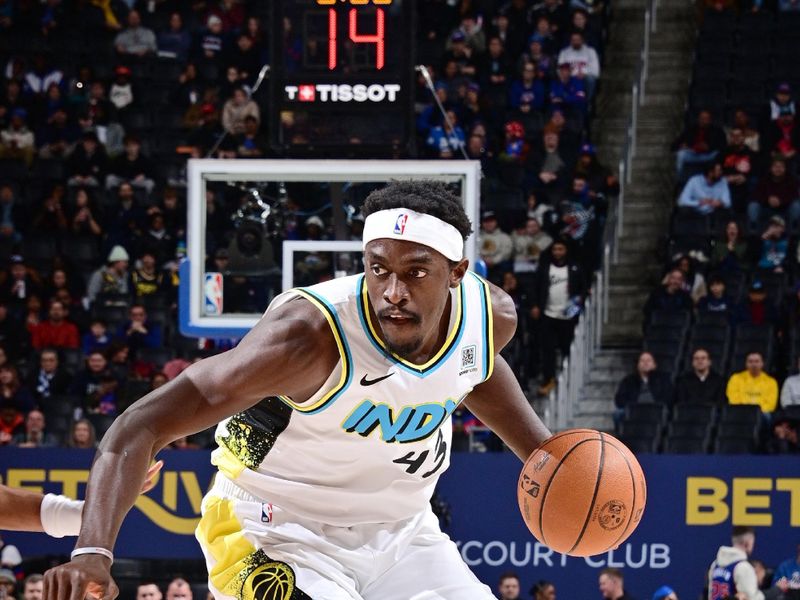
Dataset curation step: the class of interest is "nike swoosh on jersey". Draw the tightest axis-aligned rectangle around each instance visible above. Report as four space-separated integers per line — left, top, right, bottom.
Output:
360 373 395 386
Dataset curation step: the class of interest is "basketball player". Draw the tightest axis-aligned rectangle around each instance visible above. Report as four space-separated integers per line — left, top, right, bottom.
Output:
708 526 763 600
0 461 162 535
42 181 552 599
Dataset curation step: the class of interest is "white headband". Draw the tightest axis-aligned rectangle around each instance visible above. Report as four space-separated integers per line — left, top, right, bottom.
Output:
362 208 464 261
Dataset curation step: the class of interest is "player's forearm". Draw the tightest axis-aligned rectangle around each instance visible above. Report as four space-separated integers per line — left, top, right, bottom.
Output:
464 357 551 461
0 485 45 531
74 416 157 550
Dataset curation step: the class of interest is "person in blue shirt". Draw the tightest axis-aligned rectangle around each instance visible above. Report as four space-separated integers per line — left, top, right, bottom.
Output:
772 544 800 593
425 108 466 158
509 62 546 113
549 62 587 114
757 216 790 273
677 162 731 216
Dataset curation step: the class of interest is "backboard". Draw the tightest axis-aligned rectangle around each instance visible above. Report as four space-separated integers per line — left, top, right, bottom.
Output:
180 159 481 338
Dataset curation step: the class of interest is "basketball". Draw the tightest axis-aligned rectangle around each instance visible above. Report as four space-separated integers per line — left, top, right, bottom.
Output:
517 429 647 557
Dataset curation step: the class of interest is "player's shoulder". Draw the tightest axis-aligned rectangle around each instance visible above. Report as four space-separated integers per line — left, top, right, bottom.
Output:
484 278 517 350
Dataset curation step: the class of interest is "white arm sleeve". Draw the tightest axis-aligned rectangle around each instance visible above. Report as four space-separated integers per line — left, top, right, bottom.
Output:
40 493 84 538
734 561 765 600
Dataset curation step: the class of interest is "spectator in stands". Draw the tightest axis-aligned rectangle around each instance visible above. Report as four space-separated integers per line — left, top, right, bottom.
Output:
735 280 779 327
768 414 800 454
498 120 530 166
721 127 757 213
12 408 57 447
31 299 79 350
598 567 636 600
509 62 546 113
22 574 43 600
158 12 192 63
118 304 162 353
226 33 262 86
0 107 35 166
531 128 568 205
86 245 130 306
780 356 800 407
772 544 800 590
675 347 726 405
770 82 795 121
498 572 521 600
726 351 779 416
221 86 259 136
131 251 164 300
106 134 155 195
137 212 174 265
697 275 734 320
643 269 693 325
651 586 677 600
108 66 134 116
531 239 586 395
165 578 193 600
672 110 726 181
0 398 23 445
37 106 79 159
22 52 62 98
726 108 760 153
196 15 225 64
0 254 42 316
669 254 707 304
549 62 587 115
764 107 800 166
234 115 267 158
0 365 33 415
530 581 556 600
557 31 600 100
0 569 15 598
512 217 553 274
30 348 69 403
66 130 107 188
756 216 790 274
114 10 157 58
426 108 466 159
750 157 800 232
614 351 673 427
67 419 97 449
82 318 111 355
136 582 163 600
68 350 118 416
104 182 145 251
69 187 103 239
478 211 513 282
677 161 731 216
478 36 512 98
31 182 68 237
25 294 43 334
711 220 750 273
574 143 619 202
0 183 22 245
159 187 186 240
0 301 27 359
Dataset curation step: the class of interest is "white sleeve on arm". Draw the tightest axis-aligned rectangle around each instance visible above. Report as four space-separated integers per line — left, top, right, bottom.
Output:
734 561 765 600
40 493 84 538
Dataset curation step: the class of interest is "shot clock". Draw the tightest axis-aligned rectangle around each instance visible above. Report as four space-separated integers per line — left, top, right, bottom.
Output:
269 0 415 156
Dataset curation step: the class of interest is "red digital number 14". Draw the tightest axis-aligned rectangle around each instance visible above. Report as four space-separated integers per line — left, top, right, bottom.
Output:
327 8 385 70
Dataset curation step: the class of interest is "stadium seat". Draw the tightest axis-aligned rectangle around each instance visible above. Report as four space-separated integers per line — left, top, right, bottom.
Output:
714 436 753 454
673 402 717 424
668 421 712 439
86 413 116 441
619 435 659 454
625 403 669 425
648 310 691 330
664 437 707 454
720 404 762 425
619 420 662 439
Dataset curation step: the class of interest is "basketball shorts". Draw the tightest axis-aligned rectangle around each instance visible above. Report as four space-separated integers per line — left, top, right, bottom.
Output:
195 474 494 600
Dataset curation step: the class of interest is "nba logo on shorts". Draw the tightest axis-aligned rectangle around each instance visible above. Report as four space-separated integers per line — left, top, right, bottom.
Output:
394 213 408 234
261 503 273 523
204 272 223 315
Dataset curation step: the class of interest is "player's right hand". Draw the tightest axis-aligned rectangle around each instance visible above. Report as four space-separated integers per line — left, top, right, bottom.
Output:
43 555 118 600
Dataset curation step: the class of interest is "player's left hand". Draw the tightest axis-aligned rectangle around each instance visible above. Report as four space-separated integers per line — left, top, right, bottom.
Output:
141 460 164 494
43 554 118 600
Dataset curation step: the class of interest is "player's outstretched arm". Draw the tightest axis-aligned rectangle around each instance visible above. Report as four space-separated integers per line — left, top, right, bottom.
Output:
463 283 551 461
0 461 163 535
43 298 338 600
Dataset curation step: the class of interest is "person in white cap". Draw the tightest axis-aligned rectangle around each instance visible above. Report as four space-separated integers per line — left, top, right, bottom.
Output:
42 181 551 600
86 245 130 305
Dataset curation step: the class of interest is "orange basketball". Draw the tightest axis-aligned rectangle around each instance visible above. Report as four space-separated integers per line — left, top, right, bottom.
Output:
517 429 647 557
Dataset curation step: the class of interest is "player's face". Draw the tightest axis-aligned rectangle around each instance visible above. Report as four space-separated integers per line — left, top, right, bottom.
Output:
365 239 467 360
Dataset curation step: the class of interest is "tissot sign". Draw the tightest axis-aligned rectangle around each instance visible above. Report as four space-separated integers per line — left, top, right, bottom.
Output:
283 83 402 103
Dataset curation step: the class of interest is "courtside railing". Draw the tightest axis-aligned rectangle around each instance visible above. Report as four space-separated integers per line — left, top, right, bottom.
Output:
546 0 657 430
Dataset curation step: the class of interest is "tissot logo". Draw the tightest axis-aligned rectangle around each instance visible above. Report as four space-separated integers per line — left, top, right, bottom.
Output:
284 84 401 103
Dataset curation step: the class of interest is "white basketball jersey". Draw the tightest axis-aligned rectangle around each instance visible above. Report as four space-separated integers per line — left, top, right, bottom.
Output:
211 272 494 526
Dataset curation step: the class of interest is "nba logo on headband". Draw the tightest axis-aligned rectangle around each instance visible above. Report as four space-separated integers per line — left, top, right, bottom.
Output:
393 213 408 234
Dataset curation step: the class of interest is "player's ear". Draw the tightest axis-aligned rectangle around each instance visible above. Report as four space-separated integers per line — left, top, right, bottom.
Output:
449 259 469 287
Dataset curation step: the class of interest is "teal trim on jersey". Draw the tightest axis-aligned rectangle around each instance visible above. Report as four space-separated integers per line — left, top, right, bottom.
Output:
278 287 354 415
356 275 466 377
470 272 494 382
